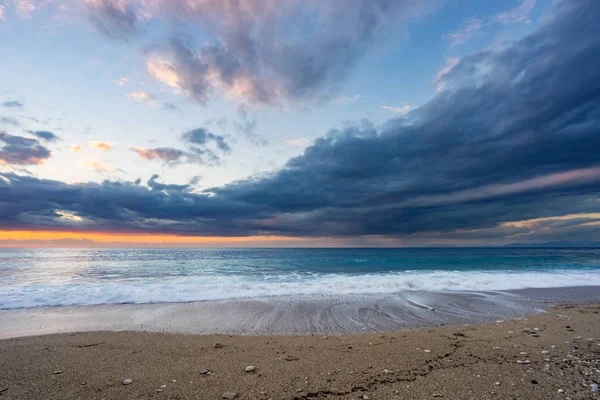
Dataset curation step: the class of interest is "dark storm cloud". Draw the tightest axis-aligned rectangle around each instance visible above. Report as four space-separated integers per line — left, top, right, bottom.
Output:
1 101 23 108
0 131 52 165
27 130 60 142
1 0 600 242
181 128 231 153
0 173 261 235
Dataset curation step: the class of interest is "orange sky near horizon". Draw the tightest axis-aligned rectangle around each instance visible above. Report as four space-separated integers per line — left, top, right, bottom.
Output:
0 230 309 247
2 212 599 247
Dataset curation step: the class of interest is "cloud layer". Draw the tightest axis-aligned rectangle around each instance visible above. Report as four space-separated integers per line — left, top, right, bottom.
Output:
85 0 437 105
0 130 52 165
1 100 24 108
129 126 231 166
28 130 60 142
1 0 599 243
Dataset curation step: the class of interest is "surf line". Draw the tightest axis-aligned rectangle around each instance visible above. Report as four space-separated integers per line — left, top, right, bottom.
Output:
399 295 435 311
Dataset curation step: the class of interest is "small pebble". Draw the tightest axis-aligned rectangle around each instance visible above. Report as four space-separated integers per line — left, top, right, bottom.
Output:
558 389 564 393
53 370 63 375
213 343 225 349
245 366 256 372
222 392 237 399
424 349 431 353
122 378 132 385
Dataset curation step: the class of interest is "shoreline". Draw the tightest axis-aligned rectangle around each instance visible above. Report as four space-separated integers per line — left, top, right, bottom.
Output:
1 286 599 340
1 303 599 399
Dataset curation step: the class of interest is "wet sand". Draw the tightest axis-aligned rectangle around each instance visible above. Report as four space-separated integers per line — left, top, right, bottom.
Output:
3 287 600 339
1 303 599 399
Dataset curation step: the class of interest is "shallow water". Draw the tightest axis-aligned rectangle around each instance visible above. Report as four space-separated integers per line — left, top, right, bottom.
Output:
1 286 598 338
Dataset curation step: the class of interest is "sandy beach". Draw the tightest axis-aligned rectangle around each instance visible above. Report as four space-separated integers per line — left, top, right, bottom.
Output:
1 303 599 400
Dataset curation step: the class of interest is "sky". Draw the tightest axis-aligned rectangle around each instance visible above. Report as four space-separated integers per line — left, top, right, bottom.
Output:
1 0 599 247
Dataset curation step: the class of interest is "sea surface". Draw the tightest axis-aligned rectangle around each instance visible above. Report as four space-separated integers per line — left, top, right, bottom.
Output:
1 247 600 310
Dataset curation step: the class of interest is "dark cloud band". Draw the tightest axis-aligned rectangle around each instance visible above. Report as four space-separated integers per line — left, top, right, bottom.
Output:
1 0 599 243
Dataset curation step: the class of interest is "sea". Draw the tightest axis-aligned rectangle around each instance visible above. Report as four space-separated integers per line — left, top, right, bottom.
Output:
2 247 600 310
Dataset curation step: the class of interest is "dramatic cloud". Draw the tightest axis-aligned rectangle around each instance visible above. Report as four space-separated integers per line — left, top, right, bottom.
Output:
28 130 60 142
88 141 115 151
7 0 438 107
96 0 437 106
0 130 51 165
444 17 483 47
495 0 536 24
1 100 23 108
1 0 599 243
181 127 231 153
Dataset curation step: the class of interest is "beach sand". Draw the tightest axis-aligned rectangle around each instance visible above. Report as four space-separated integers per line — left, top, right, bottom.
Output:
1 303 599 399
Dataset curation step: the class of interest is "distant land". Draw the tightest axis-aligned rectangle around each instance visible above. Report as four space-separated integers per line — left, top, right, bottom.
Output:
503 241 600 248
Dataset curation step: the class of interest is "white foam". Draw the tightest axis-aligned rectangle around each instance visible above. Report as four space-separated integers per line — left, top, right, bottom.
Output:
1 269 600 309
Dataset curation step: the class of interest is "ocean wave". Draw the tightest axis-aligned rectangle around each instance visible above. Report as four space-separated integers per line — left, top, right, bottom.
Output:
1 269 600 309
